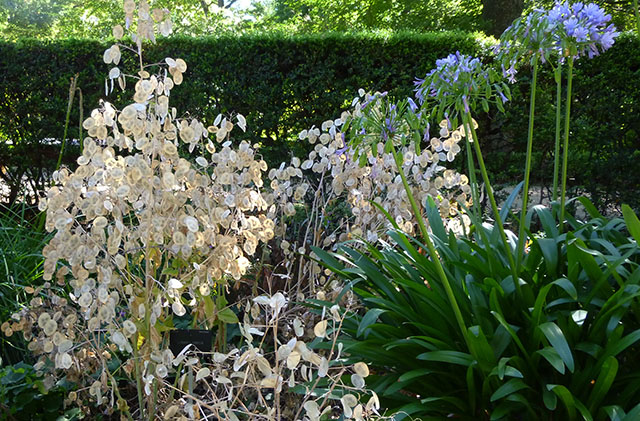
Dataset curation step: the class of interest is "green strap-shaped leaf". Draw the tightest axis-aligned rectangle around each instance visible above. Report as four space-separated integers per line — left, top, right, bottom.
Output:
491 311 527 357
310 246 344 272
622 403 640 421
425 196 447 243
533 205 559 238
357 308 386 338
397 368 432 382
499 181 524 225
546 384 577 420
537 346 565 374
605 329 640 358
622 204 640 245
588 355 618 413
531 284 553 346
490 378 529 402
552 277 578 300
577 196 603 219
543 387 557 410
537 238 559 278
539 322 575 373
466 364 476 415
603 405 624 421
467 325 497 373
575 398 594 421
417 350 474 366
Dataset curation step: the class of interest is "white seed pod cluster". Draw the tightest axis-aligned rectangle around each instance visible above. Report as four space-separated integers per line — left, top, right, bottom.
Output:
8 0 274 410
291 113 471 242
263 94 472 291
159 294 383 421
6 2 471 418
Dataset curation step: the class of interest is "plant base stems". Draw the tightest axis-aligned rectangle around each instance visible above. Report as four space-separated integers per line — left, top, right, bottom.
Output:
516 60 538 273
464 113 521 296
133 342 145 420
559 57 574 232
390 143 470 348
462 120 496 275
463 127 480 222
552 63 563 202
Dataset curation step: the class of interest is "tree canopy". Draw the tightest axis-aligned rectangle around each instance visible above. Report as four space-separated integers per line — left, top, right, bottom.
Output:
0 0 256 39
0 0 638 40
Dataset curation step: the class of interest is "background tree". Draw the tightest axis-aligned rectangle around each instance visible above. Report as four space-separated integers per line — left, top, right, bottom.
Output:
0 0 254 39
270 0 483 32
483 0 524 36
2 0 638 38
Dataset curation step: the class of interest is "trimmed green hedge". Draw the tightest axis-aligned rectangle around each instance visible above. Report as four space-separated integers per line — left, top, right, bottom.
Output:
0 31 638 210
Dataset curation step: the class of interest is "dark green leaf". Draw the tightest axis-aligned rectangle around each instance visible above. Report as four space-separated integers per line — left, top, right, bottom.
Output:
417 350 474 366
490 378 528 402
546 384 577 420
357 308 387 338
537 346 565 374
588 356 618 413
217 308 238 324
622 204 640 245
539 322 574 373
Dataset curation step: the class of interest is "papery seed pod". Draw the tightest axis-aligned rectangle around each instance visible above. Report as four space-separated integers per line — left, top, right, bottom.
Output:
313 320 327 338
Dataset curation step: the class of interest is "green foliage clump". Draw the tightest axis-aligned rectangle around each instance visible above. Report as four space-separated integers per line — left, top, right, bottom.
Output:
0 362 79 420
0 205 49 365
316 198 640 419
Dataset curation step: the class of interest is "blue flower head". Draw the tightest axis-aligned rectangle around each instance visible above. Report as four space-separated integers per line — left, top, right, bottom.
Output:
547 1 618 60
497 2 618 82
414 51 508 119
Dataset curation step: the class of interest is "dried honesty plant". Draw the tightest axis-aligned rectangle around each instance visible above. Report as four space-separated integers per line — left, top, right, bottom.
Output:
155 292 385 420
6 1 275 419
3 1 473 419
265 90 472 293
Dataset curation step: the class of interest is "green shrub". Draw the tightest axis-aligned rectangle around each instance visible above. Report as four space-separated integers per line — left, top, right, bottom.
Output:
315 197 640 419
0 362 79 420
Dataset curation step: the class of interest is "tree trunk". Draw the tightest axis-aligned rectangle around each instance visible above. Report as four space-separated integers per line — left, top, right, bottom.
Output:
482 0 524 37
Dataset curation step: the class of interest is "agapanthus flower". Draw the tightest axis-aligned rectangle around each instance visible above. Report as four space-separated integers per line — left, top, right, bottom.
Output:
547 1 619 59
497 1 619 76
415 52 486 103
414 51 507 119
496 9 558 74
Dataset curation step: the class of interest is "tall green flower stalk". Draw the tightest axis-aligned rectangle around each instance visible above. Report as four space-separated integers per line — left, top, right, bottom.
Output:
498 2 618 238
543 2 618 228
496 11 555 272
345 95 473 347
462 112 520 295
464 129 480 222
552 63 562 201
559 56 574 231
515 58 538 271
347 96 472 347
